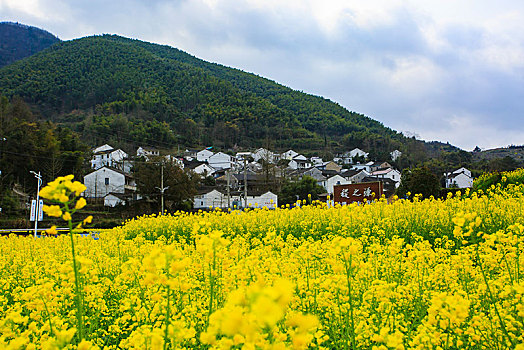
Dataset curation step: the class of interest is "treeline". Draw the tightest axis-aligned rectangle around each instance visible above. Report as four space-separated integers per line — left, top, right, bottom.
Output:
0 96 87 216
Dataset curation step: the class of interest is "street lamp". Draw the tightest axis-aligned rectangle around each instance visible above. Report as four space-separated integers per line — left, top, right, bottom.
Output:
30 171 42 238
155 162 169 214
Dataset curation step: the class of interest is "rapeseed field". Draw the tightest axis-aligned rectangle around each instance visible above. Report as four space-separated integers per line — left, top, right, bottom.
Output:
0 171 523 349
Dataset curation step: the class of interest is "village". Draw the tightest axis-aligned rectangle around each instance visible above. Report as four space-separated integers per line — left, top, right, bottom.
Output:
85 144 474 209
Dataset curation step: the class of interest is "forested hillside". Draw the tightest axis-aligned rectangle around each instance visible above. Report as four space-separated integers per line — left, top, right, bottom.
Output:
0 96 87 217
0 34 422 160
0 22 60 68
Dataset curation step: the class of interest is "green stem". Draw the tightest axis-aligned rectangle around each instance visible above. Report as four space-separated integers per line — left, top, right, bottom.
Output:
343 254 356 350
207 241 217 324
164 285 171 350
475 245 515 348
42 297 55 337
66 203 84 342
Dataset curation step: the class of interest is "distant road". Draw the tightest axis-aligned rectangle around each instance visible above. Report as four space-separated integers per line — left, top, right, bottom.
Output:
0 228 100 238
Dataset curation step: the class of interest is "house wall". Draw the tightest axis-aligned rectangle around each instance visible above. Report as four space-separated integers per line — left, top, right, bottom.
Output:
194 191 278 209
245 192 278 208
281 150 298 160
104 195 125 207
196 149 214 162
208 153 232 169
344 171 368 184
193 164 215 176
372 170 401 188
253 148 275 163
325 162 342 172
323 175 350 194
349 148 369 158
84 168 126 198
447 174 473 188
288 160 298 170
194 190 226 209
91 149 128 170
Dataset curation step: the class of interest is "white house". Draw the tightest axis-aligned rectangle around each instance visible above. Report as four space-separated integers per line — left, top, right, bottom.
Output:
208 152 232 170
349 148 369 158
340 148 369 164
288 155 312 170
321 174 350 195
186 162 216 177
196 149 214 162
390 150 402 161
137 147 160 159
84 167 136 199
371 168 402 188
445 168 473 188
194 189 227 209
244 191 278 209
193 190 278 209
253 148 276 163
91 148 128 170
281 150 299 161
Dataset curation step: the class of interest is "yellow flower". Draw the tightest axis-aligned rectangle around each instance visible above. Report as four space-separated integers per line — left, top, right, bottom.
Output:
42 205 62 217
62 212 72 221
68 181 87 196
75 197 87 210
83 216 93 225
46 226 58 235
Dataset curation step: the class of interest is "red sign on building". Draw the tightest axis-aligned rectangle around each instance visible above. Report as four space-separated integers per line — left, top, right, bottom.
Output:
333 182 383 204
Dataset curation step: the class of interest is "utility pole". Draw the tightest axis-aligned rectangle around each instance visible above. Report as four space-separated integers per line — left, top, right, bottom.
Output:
156 162 169 214
30 171 42 238
243 157 248 208
226 169 231 209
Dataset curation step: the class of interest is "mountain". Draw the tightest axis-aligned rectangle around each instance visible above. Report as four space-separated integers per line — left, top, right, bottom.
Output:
472 145 524 165
0 34 431 163
0 22 60 68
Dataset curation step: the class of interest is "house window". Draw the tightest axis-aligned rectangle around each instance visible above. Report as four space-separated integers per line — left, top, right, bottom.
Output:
105 178 110 185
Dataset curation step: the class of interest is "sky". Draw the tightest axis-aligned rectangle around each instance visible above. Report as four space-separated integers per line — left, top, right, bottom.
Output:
1 0 524 151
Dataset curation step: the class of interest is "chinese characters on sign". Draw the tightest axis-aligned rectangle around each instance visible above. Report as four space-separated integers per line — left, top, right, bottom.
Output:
334 182 383 204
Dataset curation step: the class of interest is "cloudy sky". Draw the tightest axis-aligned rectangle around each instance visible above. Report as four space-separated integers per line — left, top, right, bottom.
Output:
2 0 524 150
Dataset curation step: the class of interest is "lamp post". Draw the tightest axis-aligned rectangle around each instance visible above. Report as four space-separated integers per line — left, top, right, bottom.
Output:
30 171 42 238
155 162 169 214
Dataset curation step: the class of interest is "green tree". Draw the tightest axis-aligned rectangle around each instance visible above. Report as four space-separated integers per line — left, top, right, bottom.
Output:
487 156 518 172
396 167 441 199
134 158 198 211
